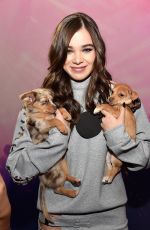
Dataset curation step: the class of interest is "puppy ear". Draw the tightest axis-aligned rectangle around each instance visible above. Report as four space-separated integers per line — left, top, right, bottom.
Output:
110 81 116 90
131 90 139 101
19 91 36 107
128 98 141 112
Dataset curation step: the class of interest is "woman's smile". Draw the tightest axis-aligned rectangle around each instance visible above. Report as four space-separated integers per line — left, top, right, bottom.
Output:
71 66 87 72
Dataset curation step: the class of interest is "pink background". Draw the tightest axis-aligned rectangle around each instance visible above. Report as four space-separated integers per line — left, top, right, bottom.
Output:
0 0 150 159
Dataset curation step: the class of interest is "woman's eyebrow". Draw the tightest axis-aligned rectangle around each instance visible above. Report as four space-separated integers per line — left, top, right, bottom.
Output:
68 44 94 49
82 44 94 48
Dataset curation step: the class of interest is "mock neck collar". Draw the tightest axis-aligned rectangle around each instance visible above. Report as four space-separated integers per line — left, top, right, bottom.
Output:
71 76 91 89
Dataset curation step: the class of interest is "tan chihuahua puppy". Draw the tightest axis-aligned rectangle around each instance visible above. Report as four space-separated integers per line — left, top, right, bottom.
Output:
20 88 80 221
94 83 140 184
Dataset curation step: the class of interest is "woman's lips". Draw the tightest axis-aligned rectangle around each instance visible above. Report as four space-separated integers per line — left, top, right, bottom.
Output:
71 66 86 72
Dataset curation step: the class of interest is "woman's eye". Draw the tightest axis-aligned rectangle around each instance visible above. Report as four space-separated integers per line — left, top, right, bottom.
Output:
83 48 93 53
67 49 73 53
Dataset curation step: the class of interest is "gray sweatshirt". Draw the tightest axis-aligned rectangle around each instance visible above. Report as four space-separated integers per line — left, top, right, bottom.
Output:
6 78 150 215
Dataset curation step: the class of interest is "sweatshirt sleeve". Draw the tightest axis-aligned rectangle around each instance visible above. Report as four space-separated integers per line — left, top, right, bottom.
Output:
6 110 70 184
103 104 150 171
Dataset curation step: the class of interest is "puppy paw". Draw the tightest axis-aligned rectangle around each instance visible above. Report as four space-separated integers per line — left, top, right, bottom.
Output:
102 176 113 184
70 190 79 198
71 180 81 187
93 105 102 114
58 125 69 135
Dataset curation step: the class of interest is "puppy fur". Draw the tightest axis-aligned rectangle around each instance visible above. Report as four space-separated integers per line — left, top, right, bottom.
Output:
94 83 140 184
20 88 81 222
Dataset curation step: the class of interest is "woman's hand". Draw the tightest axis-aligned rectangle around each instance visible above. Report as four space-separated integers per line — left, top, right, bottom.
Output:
55 109 70 131
101 107 125 131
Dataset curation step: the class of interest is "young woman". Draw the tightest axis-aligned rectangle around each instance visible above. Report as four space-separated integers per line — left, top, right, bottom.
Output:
6 12 150 230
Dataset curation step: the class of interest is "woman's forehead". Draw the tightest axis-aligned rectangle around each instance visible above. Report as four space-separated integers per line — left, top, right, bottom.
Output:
68 28 93 47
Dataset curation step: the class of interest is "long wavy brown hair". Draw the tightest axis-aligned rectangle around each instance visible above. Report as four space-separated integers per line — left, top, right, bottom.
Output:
42 12 112 124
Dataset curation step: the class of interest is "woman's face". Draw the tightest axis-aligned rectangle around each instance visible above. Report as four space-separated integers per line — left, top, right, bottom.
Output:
63 27 96 81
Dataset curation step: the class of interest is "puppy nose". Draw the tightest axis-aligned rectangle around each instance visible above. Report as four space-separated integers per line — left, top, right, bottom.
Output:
52 104 57 111
108 97 113 103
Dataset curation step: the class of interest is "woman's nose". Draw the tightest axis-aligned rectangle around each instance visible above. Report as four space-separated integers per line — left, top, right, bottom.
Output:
72 52 83 64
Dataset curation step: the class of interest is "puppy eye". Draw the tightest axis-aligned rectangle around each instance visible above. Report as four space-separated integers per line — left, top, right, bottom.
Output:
119 93 125 97
41 100 49 105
